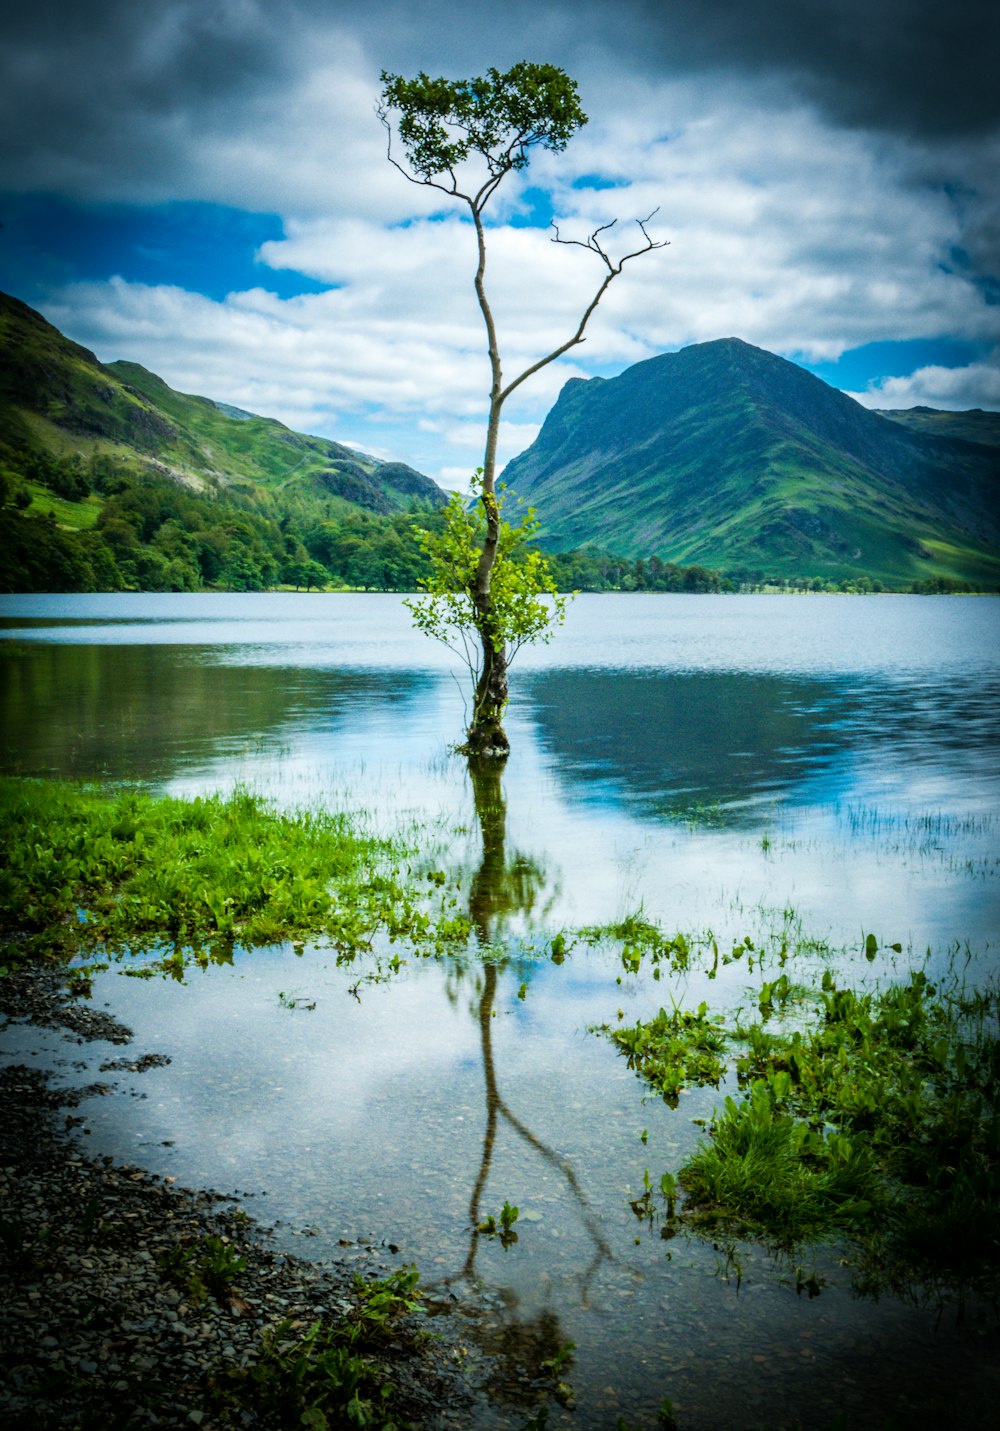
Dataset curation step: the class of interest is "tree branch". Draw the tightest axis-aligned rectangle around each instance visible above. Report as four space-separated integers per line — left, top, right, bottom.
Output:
377 102 465 199
498 211 668 405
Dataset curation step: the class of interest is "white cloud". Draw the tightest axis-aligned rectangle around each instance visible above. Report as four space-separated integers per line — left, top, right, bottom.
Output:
26 42 1000 490
847 357 1000 411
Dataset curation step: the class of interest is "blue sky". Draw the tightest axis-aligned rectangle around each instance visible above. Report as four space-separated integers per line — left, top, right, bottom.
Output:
2 0 998 485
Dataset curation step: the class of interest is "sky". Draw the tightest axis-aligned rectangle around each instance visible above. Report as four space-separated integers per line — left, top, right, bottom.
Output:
2 0 998 487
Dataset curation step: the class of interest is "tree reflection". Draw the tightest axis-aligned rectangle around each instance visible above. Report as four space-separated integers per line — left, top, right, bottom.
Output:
444 757 613 1350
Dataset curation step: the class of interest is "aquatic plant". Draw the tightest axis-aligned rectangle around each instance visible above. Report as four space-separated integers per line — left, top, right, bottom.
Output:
477 1200 520 1248
599 1000 728 1107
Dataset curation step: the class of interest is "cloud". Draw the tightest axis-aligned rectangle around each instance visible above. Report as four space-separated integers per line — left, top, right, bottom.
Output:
615 0 1000 139
35 63 999 482
40 273 553 480
848 356 1000 411
4 1 998 210
4 0 998 483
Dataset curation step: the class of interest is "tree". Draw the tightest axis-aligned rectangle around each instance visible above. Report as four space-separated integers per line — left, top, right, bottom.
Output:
379 62 666 757
405 479 567 727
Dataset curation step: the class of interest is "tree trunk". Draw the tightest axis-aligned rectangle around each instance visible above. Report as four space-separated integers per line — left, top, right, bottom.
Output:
457 209 511 759
462 630 509 758
461 441 509 757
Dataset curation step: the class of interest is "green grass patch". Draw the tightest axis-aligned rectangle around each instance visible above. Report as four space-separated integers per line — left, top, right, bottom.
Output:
592 904 999 1303
25 481 103 529
0 777 470 977
665 968 1000 1304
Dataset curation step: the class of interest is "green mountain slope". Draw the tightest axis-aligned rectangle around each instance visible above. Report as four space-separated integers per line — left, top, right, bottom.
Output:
0 291 444 515
501 339 1000 587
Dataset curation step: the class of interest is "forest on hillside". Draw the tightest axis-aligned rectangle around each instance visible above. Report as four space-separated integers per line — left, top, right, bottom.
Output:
0 449 739 595
1 447 982 596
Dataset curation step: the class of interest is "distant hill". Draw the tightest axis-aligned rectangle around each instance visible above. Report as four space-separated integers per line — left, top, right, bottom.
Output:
0 290 445 516
501 338 1000 588
877 405 1000 449
0 291 451 593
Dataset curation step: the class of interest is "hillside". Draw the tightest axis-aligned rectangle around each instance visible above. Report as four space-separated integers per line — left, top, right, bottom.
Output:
3 292 997 593
500 339 1000 588
0 291 452 593
0 293 727 596
0 290 444 516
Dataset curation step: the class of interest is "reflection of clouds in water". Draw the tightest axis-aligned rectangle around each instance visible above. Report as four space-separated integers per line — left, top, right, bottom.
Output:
85 952 483 1175
3 593 996 953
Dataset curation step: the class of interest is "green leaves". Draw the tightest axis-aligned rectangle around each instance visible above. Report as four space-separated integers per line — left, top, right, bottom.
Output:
214 1268 422 1430
675 968 1000 1301
477 1200 520 1247
379 63 587 187
605 1001 728 1107
404 477 569 690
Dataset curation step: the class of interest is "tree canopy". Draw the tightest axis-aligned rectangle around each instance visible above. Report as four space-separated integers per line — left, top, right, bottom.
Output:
379 63 587 192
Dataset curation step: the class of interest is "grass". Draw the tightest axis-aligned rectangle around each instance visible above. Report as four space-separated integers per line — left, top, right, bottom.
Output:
0 777 470 977
25 481 103 529
632 963 1000 1307
589 900 998 1306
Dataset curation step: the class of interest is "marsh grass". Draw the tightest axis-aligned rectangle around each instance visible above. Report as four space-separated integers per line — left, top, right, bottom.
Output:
592 901 998 1305
675 968 1000 1304
0 777 470 977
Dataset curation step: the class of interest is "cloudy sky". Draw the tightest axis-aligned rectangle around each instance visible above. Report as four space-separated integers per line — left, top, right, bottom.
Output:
2 0 998 485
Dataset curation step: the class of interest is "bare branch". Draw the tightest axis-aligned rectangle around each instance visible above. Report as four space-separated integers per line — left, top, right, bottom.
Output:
498 210 668 404
550 216 620 267
551 208 668 274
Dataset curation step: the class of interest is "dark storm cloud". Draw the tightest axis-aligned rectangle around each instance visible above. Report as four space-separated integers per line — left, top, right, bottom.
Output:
1 0 303 197
323 0 1000 139
621 0 1000 138
2 0 997 201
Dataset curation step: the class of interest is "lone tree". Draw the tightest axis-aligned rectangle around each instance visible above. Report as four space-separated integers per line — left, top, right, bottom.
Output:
379 62 666 757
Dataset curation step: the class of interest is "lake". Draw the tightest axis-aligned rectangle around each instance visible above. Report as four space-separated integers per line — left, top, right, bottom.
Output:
2 592 999 1428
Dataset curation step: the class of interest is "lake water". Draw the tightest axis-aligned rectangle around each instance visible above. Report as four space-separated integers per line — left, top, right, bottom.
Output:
2 592 999 1429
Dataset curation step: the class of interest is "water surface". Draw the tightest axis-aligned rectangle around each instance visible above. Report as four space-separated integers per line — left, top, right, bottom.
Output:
2 592 998 1428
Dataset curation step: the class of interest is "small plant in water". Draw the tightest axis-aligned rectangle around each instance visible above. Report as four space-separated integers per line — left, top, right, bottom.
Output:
598 999 728 1107
278 990 316 1010
478 1200 520 1247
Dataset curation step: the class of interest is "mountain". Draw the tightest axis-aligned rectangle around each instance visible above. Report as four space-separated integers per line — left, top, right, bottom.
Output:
877 406 1000 448
500 339 1000 588
0 291 444 516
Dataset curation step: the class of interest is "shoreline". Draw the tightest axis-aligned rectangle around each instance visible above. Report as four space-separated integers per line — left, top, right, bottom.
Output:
0 965 479 1430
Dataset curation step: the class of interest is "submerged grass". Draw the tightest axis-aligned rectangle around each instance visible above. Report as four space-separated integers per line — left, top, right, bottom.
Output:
0 777 470 977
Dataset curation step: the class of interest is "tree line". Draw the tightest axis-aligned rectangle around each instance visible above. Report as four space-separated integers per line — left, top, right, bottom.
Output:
0 448 735 595
6 447 977 597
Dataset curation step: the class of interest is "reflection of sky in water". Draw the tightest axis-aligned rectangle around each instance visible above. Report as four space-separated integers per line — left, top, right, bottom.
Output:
2 593 999 1429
